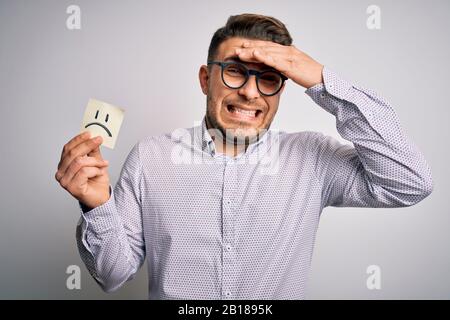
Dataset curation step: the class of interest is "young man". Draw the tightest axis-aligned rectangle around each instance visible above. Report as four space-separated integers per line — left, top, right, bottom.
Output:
55 14 433 299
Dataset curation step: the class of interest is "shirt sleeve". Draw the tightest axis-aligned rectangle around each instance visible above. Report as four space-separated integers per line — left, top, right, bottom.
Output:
305 66 433 209
75 142 145 292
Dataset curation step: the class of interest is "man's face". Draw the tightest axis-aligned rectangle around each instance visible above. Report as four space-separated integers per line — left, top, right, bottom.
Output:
199 37 285 143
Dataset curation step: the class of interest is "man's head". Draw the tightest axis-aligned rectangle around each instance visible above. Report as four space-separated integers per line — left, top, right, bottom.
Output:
199 13 292 145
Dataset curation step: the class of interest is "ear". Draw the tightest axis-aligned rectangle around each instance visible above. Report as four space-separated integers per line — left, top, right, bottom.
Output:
199 65 209 95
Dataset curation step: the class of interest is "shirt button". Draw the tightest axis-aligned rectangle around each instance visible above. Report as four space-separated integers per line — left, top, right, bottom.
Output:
224 291 232 297
226 199 231 205
225 244 232 251
320 93 326 98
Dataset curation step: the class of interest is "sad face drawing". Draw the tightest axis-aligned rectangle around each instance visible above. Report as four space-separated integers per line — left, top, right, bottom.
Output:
85 109 113 137
80 99 125 149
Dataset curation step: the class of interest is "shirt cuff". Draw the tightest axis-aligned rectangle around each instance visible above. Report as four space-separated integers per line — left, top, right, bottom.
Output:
78 185 112 214
305 65 353 100
78 185 120 232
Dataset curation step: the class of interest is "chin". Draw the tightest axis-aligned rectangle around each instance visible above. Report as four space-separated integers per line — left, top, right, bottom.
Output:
219 122 265 144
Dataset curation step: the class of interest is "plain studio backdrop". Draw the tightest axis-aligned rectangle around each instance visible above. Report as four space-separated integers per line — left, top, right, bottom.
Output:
0 0 448 299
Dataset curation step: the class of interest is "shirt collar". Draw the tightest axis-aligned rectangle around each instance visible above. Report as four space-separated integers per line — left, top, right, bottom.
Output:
195 115 271 158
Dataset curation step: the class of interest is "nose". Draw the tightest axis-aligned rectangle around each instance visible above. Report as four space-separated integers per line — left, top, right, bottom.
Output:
237 75 260 100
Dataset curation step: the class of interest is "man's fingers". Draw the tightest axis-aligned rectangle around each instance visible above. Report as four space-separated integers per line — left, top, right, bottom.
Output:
60 131 91 161
57 156 108 186
235 48 292 74
56 136 103 178
241 40 289 49
66 167 104 196
235 48 260 63
236 48 278 68
88 145 102 159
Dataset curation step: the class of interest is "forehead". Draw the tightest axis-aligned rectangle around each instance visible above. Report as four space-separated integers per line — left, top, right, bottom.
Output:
216 37 274 69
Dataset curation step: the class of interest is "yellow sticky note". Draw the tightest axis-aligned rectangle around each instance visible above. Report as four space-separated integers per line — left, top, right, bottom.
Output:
80 98 125 149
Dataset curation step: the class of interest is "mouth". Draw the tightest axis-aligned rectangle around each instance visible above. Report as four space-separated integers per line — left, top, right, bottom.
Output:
225 104 263 122
85 122 112 137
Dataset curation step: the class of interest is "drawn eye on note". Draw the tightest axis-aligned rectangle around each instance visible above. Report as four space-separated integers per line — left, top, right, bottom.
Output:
85 109 113 137
80 99 125 149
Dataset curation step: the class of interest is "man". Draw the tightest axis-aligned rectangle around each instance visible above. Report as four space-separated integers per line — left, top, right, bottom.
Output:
55 14 433 299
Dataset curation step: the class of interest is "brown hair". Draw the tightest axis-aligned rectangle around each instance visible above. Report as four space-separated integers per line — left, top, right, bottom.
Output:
207 13 293 63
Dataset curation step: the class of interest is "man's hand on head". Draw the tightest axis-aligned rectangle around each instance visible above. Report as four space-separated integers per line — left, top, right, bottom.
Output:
234 40 324 89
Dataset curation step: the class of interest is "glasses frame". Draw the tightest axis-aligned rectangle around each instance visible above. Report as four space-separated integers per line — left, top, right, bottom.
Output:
207 60 288 97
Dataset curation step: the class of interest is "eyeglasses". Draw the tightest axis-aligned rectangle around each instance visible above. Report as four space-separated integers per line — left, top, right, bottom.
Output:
207 60 288 96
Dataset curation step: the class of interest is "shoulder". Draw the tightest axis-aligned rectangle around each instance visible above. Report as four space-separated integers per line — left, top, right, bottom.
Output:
277 130 328 150
133 125 195 156
277 130 352 159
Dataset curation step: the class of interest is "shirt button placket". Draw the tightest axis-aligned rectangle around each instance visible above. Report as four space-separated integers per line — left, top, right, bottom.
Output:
221 157 237 299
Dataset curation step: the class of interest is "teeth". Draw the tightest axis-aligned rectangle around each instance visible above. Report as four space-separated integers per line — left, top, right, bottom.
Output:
230 105 257 117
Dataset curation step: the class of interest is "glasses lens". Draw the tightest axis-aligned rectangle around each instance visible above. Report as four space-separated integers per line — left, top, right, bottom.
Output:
258 71 283 95
223 63 247 88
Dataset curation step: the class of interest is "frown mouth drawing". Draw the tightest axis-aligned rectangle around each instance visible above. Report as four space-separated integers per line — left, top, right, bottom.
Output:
85 109 112 137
